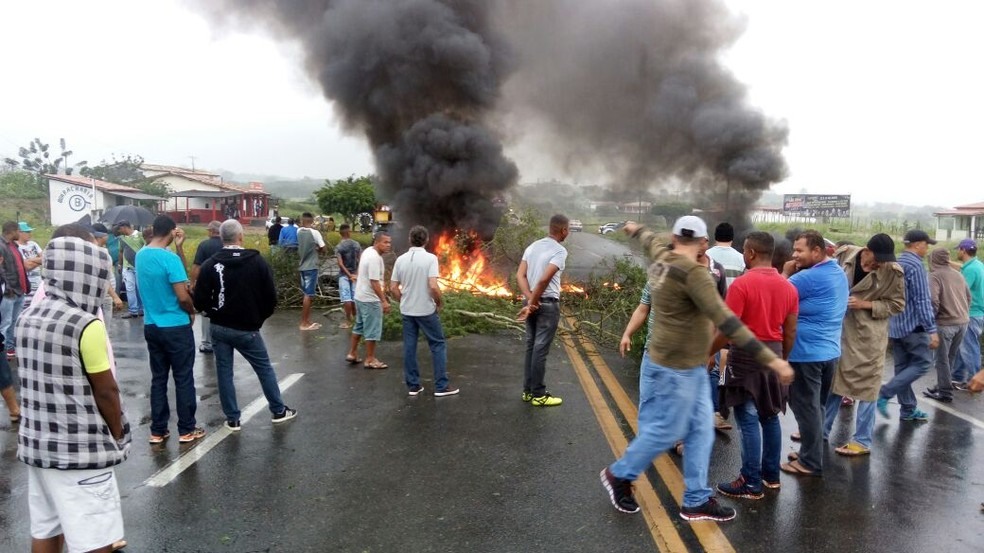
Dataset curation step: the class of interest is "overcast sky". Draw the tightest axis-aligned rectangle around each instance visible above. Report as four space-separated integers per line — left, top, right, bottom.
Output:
1 1 979 207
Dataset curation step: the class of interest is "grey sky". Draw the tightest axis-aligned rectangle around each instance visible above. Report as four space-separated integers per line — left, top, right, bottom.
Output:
1 0 980 207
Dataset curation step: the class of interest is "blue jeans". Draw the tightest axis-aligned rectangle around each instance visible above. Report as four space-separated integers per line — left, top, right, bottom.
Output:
610 354 714 508
402 313 449 391
523 300 560 396
824 394 876 449
0 348 12 389
0 293 25 351
953 316 983 382
211 323 285 421
144 324 197 435
122 267 142 315
882 333 933 417
733 399 781 488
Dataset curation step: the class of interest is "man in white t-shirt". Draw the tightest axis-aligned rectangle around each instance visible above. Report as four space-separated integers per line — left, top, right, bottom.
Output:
390 226 459 397
516 214 569 407
347 232 392 369
705 222 745 288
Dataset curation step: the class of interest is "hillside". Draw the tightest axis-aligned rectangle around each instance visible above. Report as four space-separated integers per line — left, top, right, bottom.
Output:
218 171 324 201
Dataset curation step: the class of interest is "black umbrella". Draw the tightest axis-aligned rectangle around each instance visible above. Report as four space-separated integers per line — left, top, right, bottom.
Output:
98 205 156 228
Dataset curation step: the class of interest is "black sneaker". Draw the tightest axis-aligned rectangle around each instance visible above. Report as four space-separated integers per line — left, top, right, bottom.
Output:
680 498 737 522
599 468 640 514
272 407 297 424
224 420 241 432
717 475 764 500
408 385 424 396
923 388 953 402
434 386 460 397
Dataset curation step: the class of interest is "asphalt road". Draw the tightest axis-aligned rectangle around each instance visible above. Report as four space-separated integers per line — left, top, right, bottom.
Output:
562 230 646 281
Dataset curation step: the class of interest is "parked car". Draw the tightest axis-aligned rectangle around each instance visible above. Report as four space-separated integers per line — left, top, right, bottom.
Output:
598 222 625 234
569 219 583 232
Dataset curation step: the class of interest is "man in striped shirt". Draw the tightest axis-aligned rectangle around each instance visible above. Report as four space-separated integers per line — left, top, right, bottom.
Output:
877 229 940 422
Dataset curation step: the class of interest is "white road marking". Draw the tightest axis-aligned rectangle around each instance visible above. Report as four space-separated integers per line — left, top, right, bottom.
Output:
923 396 984 430
143 372 305 488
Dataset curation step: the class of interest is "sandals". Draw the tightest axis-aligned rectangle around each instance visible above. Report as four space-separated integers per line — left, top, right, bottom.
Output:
834 441 870 457
780 460 818 476
148 431 171 445
112 539 128 551
179 427 206 443
299 322 322 331
9 413 21 424
364 360 389 370
345 355 363 364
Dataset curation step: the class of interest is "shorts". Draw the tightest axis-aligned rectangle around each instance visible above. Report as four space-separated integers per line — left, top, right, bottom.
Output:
338 275 355 303
299 269 318 297
353 300 383 341
28 465 124 553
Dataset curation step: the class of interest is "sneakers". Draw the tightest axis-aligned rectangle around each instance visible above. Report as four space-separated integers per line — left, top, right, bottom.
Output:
408 385 424 396
434 387 460 397
199 344 214 354
923 388 953 402
717 475 764 500
5 348 14 359
714 412 733 431
876 397 889 419
530 393 563 407
272 407 297 424
224 420 241 432
599 468 640 514
901 409 929 422
679 498 737 522
521 391 533 402
178 427 206 443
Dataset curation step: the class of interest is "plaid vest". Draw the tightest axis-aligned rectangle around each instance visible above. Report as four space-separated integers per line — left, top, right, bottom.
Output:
16 238 131 470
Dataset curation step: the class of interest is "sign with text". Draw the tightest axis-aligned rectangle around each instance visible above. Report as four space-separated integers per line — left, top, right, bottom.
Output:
782 194 851 218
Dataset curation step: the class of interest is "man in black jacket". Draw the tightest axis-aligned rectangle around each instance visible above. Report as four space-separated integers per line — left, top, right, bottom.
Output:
192 219 297 431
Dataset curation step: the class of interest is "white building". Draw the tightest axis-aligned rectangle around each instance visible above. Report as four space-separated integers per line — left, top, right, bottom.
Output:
934 201 984 242
47 174 163 226
142 164 269 225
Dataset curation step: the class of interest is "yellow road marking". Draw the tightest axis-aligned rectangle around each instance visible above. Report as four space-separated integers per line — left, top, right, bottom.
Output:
568 316 737 553
560 332 689 553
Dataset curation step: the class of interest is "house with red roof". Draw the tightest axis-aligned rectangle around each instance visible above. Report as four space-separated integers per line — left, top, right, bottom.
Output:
46 174 165 226
934 201 984 242
142 164 270 225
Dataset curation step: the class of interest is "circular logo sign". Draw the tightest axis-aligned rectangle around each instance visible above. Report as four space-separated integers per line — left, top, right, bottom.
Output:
68 194 89 212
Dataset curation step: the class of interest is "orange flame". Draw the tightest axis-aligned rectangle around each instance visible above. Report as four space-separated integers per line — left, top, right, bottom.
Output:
435 232 513 297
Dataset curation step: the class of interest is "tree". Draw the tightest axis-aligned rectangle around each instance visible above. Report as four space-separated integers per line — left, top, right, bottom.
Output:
3 137 87 181
315 175 377 223
80 154 146 185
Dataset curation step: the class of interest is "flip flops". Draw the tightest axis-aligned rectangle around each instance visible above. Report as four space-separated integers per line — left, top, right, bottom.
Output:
364 360 389 369
780 460 818 476
148 431 170 445
345 355 363 364
300 322 322 331
834 442 870 457
9 413 20 424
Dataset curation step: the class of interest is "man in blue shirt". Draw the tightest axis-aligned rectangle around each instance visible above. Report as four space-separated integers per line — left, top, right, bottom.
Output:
136 216 204 445
877 230 939 422
781 230 849 476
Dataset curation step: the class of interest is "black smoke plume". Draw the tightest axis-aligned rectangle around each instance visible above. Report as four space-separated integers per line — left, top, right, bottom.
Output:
195 0 518 239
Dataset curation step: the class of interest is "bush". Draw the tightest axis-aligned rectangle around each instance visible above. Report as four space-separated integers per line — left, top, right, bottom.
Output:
382 291 521 341
563 257 649 359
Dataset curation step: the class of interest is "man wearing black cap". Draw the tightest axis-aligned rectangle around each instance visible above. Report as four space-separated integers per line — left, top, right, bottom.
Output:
824 234 905 457
952 239 984 387
876 230 939 423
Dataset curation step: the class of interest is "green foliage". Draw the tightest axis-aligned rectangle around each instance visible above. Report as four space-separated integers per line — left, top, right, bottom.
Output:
315 175 376 223
563 257 649 358
0 170 46 199
80 154 146 185
487 207 545 267
3 137 86 182
382 292 520 341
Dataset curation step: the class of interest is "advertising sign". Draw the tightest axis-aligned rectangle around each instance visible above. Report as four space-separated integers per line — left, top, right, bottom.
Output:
782 194 851 218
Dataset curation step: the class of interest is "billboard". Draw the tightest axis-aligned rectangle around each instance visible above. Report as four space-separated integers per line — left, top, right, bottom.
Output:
782 194 851 218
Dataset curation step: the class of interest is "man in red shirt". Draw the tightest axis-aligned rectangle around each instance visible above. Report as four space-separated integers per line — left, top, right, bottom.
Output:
713 231 799 498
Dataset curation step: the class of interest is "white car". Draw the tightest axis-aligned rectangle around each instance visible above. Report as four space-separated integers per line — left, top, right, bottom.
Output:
569 219 583 232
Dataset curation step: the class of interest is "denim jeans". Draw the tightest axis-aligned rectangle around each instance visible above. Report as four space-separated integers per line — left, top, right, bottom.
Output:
882 332 933 418
200 316 212 348
211 323 285 421
523 300 560 397
610 354 714 508
733 399 781 489
934 324 967 396
788 359 837 473
953 316 983 382
709 350 722 412
402 313 449 391
0 293 25 351
122 267 142 315
824 394 876 449
0 348 12 389
144 324 197 435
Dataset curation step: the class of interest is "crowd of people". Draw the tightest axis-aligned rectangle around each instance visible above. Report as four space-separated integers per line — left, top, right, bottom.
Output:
599 216 984 523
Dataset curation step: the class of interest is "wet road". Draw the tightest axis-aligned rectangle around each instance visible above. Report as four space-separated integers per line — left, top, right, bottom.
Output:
562 231 645 281
2 308 984 552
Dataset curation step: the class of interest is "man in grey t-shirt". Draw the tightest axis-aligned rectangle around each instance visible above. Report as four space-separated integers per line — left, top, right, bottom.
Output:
297 212 326 331
335 224 362 329
390 226 459 397
516 214 569 407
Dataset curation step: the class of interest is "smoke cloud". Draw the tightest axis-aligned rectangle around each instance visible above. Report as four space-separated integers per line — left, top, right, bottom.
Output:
193 0 786 232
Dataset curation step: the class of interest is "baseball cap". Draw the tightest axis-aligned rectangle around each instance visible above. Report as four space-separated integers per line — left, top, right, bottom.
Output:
958 238 977 251
90 223 109 238
866 233 896 263
18 221 33 232
902 229 937 245
672 215 708 239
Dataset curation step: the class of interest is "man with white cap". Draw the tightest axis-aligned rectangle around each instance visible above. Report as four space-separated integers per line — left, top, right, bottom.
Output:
16 221 42 309
600 215 794 522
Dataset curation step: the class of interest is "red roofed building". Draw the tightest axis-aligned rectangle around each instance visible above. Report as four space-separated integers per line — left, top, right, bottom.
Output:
934 201 984 242
46 174 166 226
142 164 270 225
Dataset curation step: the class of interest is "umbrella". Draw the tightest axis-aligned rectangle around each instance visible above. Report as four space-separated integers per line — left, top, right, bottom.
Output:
98 205 156 228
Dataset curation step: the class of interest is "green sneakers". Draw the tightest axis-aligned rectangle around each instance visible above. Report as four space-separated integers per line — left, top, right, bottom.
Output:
522 392 533 402
531 393 563 407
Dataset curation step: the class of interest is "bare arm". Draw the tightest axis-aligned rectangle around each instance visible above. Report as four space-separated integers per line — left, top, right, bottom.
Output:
516 260 533 302
337 255 356 279
389 280 402 302
782 313 798 360
23 256 42 271
428 276 443 311
86 370 124 440
173 282 196 316
619 303 650 357
371 279 390 313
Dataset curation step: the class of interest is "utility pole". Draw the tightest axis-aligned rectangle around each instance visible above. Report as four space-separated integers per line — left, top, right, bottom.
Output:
188 156 197 171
